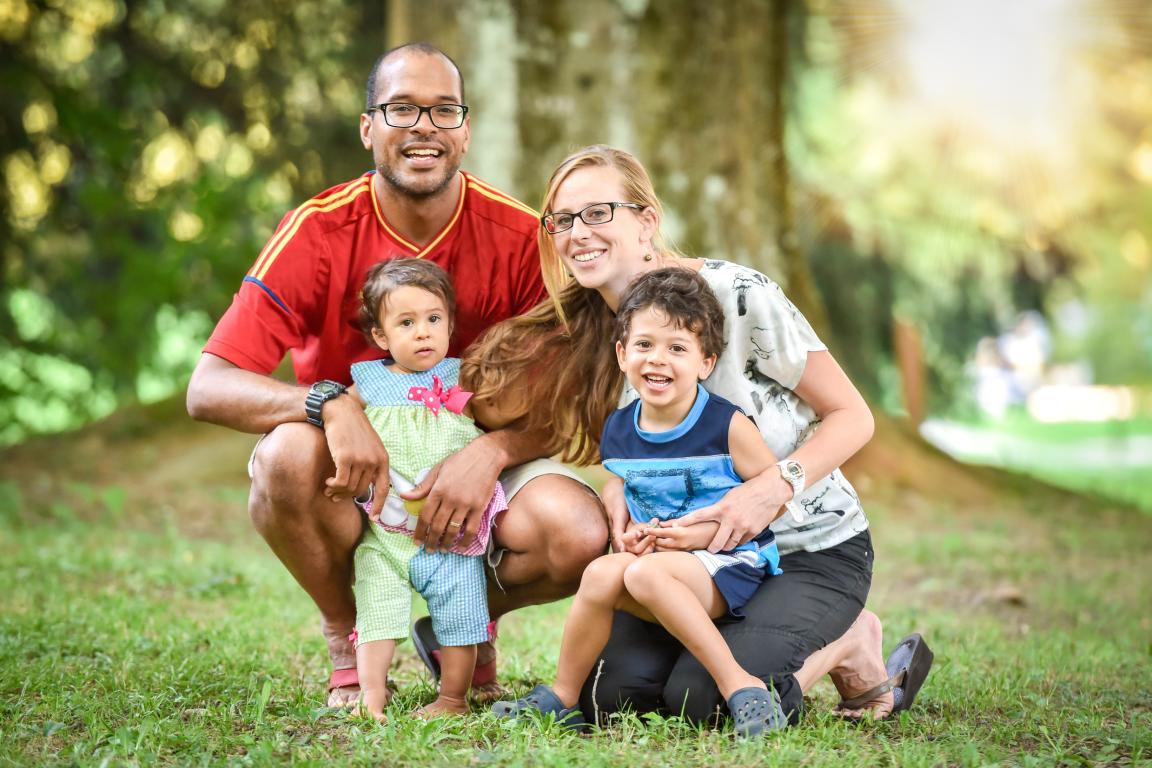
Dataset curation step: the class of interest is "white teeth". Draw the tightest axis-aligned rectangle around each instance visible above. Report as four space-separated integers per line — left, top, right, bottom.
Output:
405 149 440 157
573 250 604 263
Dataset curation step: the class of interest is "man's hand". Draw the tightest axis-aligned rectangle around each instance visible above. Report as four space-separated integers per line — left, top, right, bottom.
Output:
321 395 390 509
405 436 504 552
601 477 631 554
646 519 721 552
674 474 790 553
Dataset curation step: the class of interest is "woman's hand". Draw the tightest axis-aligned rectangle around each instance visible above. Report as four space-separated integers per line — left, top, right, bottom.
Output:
673 472 791 553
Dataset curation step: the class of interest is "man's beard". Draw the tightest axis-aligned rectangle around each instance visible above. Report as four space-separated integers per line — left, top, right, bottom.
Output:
377 160 459 200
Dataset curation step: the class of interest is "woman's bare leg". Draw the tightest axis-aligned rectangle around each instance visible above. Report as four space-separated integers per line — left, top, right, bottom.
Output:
794 609 894 718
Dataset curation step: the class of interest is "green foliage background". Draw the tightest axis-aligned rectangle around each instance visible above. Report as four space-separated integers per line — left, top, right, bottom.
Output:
0 0 381 442
3 0 1151 443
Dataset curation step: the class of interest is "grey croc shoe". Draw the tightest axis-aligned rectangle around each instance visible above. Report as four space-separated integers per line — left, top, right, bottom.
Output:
491 684 588 732
727 686 787 738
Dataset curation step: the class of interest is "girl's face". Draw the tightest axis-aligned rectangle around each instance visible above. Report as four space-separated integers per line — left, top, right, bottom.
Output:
371 285 451 374
616 306 716 429
548 165 658 310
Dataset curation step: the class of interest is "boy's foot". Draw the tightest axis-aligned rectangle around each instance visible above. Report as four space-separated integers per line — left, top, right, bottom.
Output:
322 619 360 707
491 684 587 732
727 686 787 738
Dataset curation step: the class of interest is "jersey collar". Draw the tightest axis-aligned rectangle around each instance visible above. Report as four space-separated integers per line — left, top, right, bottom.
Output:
370 171 467 256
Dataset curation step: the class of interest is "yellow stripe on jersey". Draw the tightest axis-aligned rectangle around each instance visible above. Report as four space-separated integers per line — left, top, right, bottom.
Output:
250 177 371 281
369 179 419 252
415 176 467 257
466 177 539 218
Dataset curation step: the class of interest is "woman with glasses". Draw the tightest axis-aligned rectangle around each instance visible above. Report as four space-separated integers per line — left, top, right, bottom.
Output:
462 145 933 729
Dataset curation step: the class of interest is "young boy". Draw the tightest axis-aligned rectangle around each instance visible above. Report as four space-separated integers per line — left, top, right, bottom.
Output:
492 267 788 738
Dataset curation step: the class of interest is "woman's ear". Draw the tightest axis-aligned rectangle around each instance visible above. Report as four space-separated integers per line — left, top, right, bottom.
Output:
637 205 660 250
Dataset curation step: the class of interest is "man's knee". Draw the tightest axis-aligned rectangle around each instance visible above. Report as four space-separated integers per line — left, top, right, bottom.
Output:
502 477 607 583
248 423 330 526
546 491 608 583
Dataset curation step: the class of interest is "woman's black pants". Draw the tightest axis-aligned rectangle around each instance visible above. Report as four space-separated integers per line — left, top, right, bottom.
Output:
578 529 874 726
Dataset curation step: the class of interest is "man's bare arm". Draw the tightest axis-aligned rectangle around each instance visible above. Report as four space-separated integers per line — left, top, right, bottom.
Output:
186 352 388 502
187 352 313 433
407 420 554 551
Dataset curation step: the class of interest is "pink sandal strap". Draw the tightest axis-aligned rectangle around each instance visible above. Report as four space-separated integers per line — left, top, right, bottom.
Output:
328 667 359 691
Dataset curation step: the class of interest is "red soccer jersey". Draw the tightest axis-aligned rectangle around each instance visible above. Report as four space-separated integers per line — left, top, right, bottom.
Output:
205 171 546 385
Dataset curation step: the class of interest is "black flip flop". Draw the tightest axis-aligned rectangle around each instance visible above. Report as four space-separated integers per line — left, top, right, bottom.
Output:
411 616 442 681
836 633 935 713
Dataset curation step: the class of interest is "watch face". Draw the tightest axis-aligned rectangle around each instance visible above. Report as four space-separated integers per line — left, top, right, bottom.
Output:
783 461 804 481
312 380 342 396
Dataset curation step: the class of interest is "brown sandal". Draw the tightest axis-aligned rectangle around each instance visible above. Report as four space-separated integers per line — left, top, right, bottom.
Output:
836 633 934 714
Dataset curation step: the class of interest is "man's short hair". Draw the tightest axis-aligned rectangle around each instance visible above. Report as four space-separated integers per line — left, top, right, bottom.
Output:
365 43 466 110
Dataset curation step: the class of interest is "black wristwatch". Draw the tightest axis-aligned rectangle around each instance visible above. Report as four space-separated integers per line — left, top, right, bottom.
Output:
304 380 347 428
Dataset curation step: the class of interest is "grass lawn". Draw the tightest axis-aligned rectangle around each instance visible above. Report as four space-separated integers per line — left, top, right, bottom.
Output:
921 415 1152 514
2 468 1150 767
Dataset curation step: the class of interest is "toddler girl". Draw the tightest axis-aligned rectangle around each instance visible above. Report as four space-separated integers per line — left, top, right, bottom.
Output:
348 258 504 721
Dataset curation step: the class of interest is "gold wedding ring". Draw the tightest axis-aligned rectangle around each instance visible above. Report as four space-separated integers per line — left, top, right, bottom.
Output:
448 521 462 529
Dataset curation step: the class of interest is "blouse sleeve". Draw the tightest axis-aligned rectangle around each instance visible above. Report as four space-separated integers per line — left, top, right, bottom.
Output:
716 264 825 391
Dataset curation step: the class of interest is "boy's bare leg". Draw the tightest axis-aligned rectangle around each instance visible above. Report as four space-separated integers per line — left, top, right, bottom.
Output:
354 640 396 722
417 645 474 717
477 475 607 702
622 553 765 700
550 553 638 707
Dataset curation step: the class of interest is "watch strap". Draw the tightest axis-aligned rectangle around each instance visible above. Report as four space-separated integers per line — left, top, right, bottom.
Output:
305 380 347 428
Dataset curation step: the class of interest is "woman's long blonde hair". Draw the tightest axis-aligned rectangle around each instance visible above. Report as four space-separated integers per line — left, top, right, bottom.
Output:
461 145 673 466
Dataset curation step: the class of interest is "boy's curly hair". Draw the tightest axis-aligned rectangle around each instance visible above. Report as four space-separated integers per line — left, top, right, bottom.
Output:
614 267 726 360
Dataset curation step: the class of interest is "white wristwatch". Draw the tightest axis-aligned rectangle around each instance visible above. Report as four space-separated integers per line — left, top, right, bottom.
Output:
776 459 806 523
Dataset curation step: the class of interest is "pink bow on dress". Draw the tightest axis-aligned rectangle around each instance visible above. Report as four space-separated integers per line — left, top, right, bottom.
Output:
408 375 472 415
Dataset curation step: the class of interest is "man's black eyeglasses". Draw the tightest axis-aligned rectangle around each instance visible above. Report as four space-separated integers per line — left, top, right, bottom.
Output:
542 202 645 234
367 103 469 129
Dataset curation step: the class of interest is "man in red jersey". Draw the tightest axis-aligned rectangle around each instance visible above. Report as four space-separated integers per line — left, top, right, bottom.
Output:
187 43 607 707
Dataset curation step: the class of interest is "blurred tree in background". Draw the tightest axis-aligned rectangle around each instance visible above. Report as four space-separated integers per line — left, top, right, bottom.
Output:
0 0 382 442
2 0 1150 444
